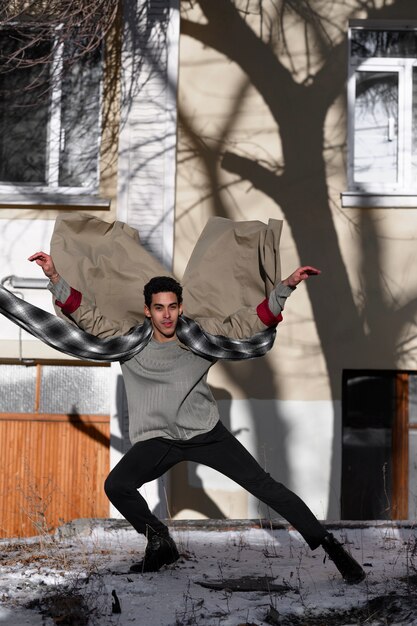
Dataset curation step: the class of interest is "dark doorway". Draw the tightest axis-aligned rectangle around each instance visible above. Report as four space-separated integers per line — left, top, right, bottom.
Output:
342 370 416 520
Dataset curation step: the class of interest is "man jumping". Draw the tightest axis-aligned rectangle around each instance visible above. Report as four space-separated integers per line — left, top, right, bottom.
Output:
29 251 365 584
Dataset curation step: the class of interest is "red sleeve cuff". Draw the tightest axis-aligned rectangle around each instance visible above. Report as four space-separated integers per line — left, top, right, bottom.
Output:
56 288 82 315
256 299 283 327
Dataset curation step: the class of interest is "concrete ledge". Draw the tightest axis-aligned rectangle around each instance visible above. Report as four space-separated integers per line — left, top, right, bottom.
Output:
55 517 417 538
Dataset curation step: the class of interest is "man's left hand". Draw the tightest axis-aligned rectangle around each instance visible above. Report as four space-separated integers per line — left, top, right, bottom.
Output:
282 266 321 288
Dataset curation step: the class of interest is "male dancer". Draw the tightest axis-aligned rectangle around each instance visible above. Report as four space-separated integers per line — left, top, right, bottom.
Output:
29 251 365 584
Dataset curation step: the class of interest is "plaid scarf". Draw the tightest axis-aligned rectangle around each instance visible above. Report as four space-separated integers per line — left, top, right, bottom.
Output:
0 285 276 362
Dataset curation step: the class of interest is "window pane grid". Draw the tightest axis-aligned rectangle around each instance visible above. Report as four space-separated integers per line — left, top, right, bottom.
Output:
353 69 399 186
348 25 417 194
0 364 110 415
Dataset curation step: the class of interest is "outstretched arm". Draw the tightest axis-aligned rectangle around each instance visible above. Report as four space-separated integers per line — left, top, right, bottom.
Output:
193 266 322 339
267 266 321 317
28 251 135 338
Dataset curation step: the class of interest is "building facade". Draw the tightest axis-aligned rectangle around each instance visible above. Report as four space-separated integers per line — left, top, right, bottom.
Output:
1 0 417 536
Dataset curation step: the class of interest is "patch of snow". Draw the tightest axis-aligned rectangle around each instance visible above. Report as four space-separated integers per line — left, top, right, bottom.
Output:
1 523 416 625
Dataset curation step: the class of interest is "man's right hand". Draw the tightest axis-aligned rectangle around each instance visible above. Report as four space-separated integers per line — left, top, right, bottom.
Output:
28 252 60 284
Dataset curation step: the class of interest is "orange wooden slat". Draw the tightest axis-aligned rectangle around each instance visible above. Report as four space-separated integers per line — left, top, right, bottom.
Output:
0 413 110 423
392 373 409 519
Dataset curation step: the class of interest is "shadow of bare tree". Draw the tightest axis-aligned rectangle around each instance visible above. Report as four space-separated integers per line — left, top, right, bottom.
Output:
178 0 417 519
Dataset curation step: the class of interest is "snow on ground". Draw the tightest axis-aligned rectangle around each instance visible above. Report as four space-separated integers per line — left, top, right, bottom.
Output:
1 520 417 625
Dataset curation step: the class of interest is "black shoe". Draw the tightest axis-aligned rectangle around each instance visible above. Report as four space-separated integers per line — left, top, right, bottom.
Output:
321 533 366 584
130 533 179 573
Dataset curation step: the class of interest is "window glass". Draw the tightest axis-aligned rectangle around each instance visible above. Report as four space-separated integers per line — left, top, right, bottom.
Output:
59 42 102 187
409 374 417 516
352 29 417 59
409 430 417 518
412 67 417 184
354 69 399 185
39 366 110 415
408 375 417 425
342 373 394 519
0 32 51 184
0 365 36 412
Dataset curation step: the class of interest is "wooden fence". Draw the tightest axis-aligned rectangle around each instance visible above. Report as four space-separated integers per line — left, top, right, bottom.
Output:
0 413 110 538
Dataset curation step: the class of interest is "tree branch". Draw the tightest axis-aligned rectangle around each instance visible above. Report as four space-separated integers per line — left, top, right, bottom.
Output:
392 295 417 331
221 151 284 202
182 0 299 119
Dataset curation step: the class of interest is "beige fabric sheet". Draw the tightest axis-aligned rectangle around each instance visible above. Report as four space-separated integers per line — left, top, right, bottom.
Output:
50 213 282 339
182 216 282 338
51 213 173 326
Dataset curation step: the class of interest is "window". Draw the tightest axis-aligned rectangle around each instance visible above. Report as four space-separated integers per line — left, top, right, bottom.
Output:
342 21 417 207
0 26 104 203
0 362 111 415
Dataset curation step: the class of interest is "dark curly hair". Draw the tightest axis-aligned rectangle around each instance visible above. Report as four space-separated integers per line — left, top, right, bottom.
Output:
143 276 183 308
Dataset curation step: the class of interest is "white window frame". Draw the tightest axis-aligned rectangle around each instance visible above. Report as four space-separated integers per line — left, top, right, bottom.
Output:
0 25 109 208
342 20 417 208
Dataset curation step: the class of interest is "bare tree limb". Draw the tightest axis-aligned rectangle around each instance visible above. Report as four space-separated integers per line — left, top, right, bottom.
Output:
0 0 119 93
221 151 284 202
182 0 299 121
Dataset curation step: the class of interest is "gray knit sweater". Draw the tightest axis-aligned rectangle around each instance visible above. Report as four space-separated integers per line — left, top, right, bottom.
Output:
121 339 219 443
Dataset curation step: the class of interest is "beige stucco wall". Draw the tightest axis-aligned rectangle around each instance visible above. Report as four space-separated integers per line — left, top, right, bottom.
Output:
172 0 417 520
175 4 329 404
175 0 417 401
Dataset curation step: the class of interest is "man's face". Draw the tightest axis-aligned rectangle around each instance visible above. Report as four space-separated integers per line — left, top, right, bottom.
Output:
144 291 183 343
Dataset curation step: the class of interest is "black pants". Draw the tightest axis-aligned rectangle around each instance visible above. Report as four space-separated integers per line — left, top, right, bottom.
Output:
104 421 327 550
